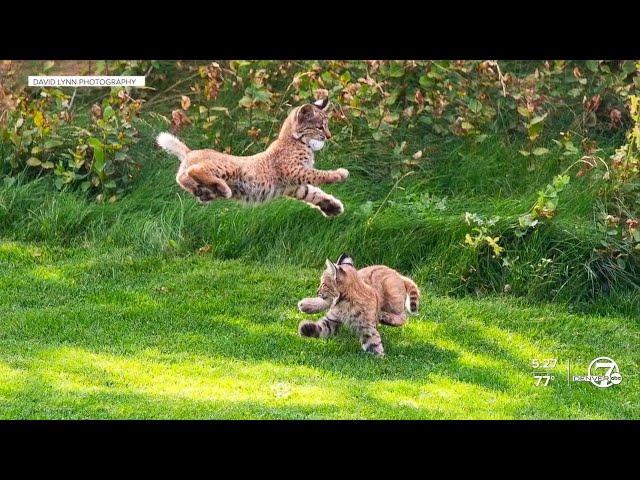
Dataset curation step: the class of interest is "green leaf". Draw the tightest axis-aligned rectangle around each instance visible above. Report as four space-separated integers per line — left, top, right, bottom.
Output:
88 137 105 172
552 174 570 190
43 139 63 150
468 98 482 114
27 157 41 167
103 105 115 121
529 113 548 126
568 87 582 98
389 61 405 78
532 147 549 156
621 60 636 75
41 161 54 169
238 96 253 108
586 60 599 72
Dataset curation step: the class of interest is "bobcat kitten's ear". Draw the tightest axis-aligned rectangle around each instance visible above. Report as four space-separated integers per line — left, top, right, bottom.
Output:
325 259 344 282
337 253 354 266
297 104 315 122
314 97 330 111
325 258 336 274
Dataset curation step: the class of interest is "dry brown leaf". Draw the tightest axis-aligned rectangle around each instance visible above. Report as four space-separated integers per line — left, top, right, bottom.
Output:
584 94 601 113
171 109 191 131
247 127 261 139
181 95 191 111
314 88 329 101
610 108 622 128
91 104 102 122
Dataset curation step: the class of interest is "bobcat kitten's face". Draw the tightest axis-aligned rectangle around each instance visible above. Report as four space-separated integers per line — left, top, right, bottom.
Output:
317 268 339 300
316 254 354 300
293 98 332 151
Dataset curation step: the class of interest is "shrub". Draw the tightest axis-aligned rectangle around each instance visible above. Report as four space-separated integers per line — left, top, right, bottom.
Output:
1 84 141 201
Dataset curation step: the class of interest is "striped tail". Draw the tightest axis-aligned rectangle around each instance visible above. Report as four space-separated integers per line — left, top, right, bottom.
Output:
402 277 420 313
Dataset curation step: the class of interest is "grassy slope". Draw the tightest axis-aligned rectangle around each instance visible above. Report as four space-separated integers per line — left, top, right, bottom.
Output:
1 108 638 419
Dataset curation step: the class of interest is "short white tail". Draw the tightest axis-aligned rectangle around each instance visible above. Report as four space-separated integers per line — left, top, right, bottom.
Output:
156 132 190 162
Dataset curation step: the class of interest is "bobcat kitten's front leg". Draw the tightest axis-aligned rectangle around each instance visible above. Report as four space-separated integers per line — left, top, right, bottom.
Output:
298 296 330 314
357 324 385 356
285 185 344 217
292 167 349 185
298 315 341 338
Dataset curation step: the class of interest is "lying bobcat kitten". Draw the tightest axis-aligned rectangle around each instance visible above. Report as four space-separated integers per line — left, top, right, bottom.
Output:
297 254 421 356
156 98 348 217
298 254 420 327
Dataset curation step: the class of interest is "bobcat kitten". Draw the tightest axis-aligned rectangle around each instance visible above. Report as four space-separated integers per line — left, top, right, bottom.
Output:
156 98 349 217
298 254 420 327
297 255 420 356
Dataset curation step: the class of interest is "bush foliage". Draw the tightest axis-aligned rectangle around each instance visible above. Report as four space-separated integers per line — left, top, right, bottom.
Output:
1 59 639 300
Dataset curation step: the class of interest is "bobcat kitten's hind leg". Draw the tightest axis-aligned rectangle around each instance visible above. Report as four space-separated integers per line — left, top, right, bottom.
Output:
177 172 216 203
379 311 407 327
286 185 344 217
186 164 233 200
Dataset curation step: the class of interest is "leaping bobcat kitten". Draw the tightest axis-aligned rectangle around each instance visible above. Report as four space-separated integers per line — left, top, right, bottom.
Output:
156 98 349 217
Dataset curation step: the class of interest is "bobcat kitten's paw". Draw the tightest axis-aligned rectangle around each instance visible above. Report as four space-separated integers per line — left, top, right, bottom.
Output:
364 343 385 357
317 198 344 217
194 186 216 203
335 168 349 182
298 321 320 338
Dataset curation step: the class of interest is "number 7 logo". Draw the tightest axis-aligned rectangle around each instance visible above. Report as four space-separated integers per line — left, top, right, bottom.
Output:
588 357 622 388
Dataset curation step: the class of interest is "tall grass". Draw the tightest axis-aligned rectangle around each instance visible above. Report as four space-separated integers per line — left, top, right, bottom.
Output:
1 116 637 308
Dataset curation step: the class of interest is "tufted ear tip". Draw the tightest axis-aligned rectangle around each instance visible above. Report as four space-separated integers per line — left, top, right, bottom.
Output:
337 253 354 266
314 97 329 110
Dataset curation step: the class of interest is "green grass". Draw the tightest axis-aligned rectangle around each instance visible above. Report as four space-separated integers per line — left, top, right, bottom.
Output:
1 241 638 419
1 98 639 418
2 121 632 301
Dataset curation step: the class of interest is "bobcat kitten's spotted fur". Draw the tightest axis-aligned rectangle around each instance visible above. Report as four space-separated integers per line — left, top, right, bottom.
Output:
299 254 420 327
156 98 348 217
298 255 421 356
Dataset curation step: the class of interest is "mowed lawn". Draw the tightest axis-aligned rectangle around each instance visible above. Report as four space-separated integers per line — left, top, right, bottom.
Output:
1 240 637 419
